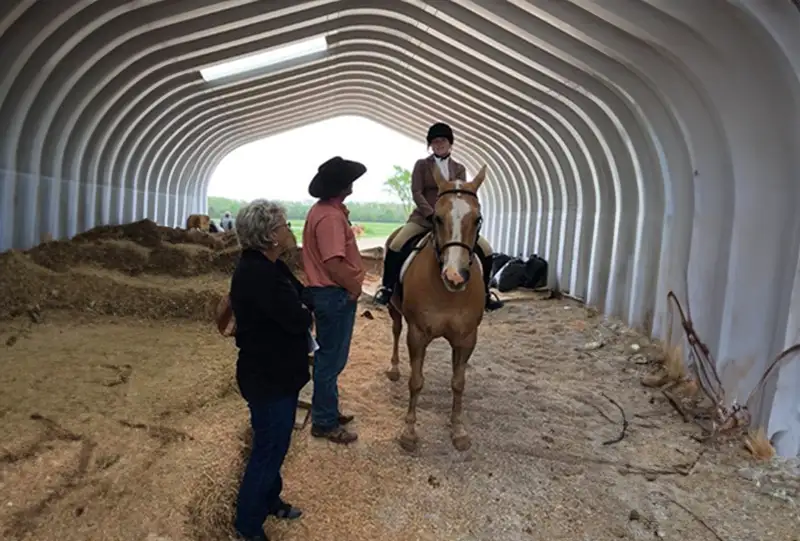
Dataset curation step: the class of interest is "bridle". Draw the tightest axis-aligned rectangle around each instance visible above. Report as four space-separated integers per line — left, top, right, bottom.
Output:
430 188 483 266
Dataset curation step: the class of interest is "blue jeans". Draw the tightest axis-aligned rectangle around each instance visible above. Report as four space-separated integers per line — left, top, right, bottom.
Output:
308 286 357 431
234 392 298 537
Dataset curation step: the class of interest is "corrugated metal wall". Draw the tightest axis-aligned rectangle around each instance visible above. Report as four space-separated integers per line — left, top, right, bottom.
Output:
0 0 799 455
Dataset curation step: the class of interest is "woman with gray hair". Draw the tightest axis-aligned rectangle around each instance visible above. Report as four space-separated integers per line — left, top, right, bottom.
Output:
228 199 311 541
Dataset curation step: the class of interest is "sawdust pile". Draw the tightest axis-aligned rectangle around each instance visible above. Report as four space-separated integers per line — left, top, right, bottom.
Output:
0 220 258 320
186 423 253 541
0 221 333 541
0 222 251 541
1 222 798 541
25 219 242 275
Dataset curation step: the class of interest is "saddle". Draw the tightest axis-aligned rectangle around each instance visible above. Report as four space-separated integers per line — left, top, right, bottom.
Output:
393 232 433 301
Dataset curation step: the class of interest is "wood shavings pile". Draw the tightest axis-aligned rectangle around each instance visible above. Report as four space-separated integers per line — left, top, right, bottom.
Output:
0 229 796 541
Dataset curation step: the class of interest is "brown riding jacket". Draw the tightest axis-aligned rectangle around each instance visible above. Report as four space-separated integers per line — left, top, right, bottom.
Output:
408 154 467 226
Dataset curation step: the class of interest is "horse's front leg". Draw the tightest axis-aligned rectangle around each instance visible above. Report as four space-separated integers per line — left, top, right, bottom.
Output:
399 323 429 452
450 332 477 451
386 303 403 382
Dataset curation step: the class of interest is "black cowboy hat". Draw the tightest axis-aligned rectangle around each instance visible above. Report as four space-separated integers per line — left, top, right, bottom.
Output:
308 156 367 199
426 122 454 145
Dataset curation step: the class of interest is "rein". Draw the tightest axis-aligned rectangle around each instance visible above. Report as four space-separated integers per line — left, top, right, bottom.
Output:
431 188 483 267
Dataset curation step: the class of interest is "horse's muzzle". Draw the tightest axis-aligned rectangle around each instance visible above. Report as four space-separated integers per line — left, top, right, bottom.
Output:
442 266 471 291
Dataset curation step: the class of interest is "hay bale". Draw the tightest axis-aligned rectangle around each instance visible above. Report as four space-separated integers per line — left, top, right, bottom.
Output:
218 230 239 249
71 220 224 252
280 246 303 274
27 239 151 274
25 239 84 272
157 225 192 244
186 424 252 541
184 229 224 250
212 247 240 274
0 250 225 321
0 218 249 322
73 219 164 248
359 246 384 260
154 225 223 250
70 223 122 243
147 244 214 277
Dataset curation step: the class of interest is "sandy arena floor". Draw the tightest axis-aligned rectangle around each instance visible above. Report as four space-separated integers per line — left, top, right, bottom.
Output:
1 225 798 541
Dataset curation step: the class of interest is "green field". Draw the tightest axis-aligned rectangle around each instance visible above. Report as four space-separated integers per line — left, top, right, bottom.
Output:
289 220 402 239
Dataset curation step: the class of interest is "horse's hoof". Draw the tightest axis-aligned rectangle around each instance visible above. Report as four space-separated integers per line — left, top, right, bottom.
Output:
398 433 418 452
386 368 400 382
452 434 472 452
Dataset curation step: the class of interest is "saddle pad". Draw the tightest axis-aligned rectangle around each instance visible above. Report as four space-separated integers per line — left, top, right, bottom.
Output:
398 232 432 285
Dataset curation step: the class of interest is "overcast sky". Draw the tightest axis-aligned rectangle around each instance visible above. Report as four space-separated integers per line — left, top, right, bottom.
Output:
207 115 429 203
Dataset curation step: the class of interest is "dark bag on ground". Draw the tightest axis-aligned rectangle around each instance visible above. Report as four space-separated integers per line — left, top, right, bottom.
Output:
490 254 549 292
491 257 526 292
489 253 512 281
522 254 548 289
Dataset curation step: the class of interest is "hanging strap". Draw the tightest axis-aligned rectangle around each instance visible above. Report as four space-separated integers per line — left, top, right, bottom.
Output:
215 294 236 337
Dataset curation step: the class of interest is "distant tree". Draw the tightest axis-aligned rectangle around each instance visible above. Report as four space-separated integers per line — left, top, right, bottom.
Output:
207 196 247 220
383 165 414 217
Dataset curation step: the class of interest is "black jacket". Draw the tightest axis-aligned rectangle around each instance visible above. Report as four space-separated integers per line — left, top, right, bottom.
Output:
230 249 312 402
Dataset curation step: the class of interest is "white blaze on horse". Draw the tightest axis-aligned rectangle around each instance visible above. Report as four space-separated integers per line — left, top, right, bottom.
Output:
385 164 489 452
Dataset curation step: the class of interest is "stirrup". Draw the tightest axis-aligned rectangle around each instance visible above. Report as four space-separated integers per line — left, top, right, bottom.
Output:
486 291 504 311
373 287 392 305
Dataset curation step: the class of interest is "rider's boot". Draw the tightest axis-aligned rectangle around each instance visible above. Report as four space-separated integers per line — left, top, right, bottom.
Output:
373 248 405 306
479 252 504 311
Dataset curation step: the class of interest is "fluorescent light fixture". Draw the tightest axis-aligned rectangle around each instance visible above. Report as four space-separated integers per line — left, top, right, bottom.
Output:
199 35 328 82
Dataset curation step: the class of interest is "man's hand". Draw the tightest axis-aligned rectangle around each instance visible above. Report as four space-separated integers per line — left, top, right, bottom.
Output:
347 289 361 302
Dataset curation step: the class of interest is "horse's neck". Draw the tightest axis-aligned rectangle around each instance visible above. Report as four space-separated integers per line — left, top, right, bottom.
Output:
402 238 484 320
401 234 478 285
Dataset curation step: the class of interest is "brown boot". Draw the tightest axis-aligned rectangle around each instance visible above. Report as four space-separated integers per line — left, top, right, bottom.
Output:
311 425 358 444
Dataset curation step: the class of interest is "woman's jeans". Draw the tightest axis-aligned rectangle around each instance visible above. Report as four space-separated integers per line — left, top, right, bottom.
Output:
234 392 298 537
307 286 357 431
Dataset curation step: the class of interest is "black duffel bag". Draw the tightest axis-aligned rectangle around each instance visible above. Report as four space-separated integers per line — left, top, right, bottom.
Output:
492 257 527 292
523 254 548 289
488 253 512 282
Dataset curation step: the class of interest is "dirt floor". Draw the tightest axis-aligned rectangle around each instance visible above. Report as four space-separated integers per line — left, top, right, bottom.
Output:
1 221 798 541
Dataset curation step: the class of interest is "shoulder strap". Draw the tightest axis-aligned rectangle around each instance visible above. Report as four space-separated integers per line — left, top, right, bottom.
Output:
215 294 236 337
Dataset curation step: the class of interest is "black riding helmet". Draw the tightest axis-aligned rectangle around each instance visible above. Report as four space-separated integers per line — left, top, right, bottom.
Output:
426 122 454 145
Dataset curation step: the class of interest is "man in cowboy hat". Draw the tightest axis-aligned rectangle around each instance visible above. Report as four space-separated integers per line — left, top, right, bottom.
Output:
301 156 367 444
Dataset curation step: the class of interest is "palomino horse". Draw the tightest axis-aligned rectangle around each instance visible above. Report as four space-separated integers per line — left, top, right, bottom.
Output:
385 164 488 452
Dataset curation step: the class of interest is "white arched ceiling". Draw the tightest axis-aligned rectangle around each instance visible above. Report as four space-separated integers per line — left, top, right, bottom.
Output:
0 0 798 455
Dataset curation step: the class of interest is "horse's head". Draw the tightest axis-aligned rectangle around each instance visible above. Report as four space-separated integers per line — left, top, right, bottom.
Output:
431 164 487 292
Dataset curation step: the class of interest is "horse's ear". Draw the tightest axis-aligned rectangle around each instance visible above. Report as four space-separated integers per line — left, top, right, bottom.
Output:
432 164 447 191
468 165 487 191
